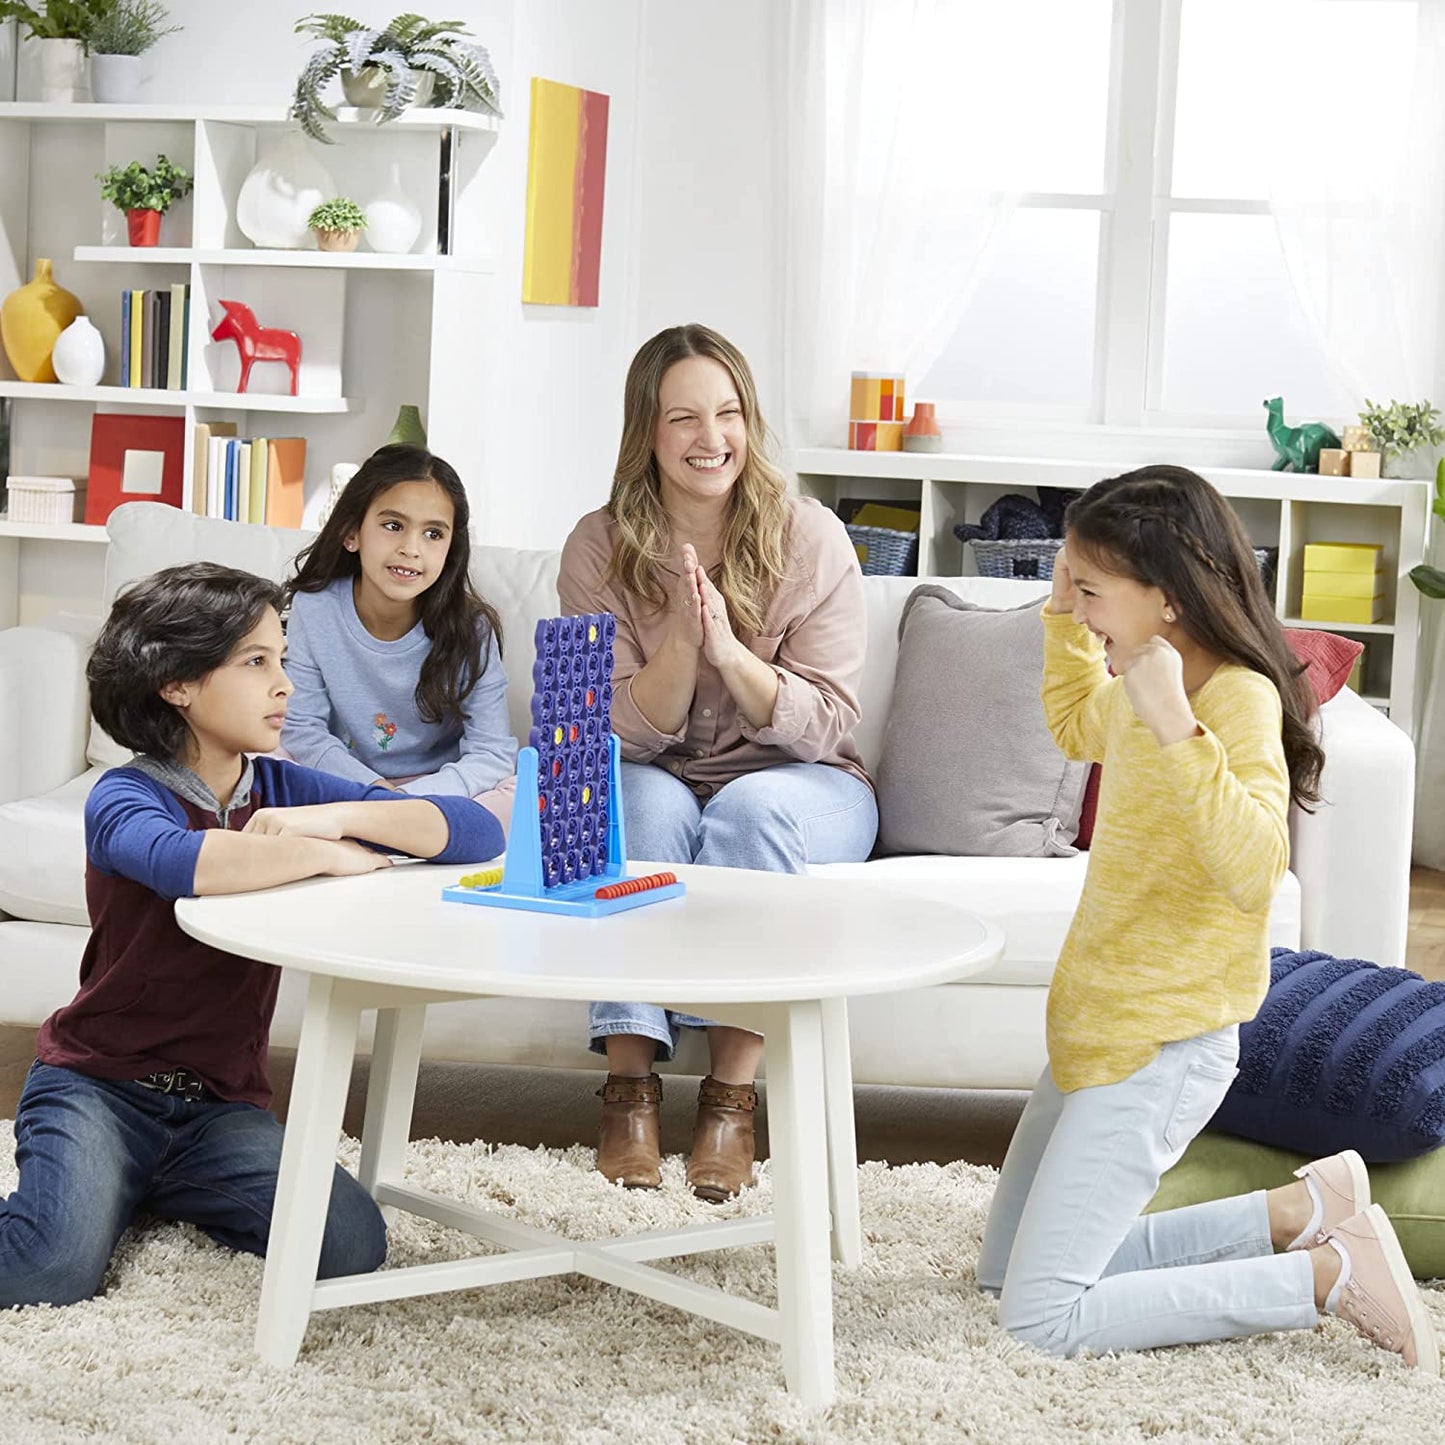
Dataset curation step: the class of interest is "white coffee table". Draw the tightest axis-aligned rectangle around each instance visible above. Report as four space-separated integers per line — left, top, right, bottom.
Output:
176 861 1002 1404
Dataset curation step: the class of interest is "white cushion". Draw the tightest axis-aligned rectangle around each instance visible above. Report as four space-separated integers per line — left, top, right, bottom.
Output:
0 768 102 923
810 853 1302 986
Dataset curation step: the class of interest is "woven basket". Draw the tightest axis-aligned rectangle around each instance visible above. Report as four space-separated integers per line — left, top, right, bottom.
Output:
967 537 1062 581
846 523 918 577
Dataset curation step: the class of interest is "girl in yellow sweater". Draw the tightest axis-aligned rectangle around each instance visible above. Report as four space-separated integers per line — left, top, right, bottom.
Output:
979 464 1437 1371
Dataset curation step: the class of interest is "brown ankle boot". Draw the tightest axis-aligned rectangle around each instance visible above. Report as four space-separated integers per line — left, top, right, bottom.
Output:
596 1073 662 1189
687 1076 757 1202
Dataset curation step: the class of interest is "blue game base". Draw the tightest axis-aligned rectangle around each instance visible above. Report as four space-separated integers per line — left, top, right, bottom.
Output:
441 876 685 918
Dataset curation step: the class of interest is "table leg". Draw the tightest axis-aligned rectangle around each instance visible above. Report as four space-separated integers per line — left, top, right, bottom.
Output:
255 973 361 1368
820 996 862 1269
359 1004 426 1219
766 999 835 1406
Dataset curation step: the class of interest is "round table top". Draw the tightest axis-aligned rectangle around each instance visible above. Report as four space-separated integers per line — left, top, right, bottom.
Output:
175 861 1004 1004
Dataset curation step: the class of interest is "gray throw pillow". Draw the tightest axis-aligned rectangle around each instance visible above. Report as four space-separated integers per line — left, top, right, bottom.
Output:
875 586 1088 857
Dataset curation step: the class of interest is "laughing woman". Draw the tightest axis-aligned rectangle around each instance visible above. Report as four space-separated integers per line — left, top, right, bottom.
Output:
558 323 878 1200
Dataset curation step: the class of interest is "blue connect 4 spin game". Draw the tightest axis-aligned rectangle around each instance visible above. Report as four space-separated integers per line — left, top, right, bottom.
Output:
441 613 686 917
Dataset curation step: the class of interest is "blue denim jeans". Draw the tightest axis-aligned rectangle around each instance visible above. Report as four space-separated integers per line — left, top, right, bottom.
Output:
0 1062 387 1309
589 760 879 1059
978 1028 1318 1356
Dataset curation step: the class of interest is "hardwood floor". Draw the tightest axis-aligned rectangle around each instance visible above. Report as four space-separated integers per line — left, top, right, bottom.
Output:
3 867 1442 1169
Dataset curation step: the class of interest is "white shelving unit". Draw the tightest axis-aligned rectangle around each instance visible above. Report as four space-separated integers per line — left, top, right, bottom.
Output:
787 447 1433 733
0 100 500 620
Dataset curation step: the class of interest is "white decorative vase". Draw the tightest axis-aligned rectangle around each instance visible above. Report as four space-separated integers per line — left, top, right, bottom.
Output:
90 54 146 104
19 37 89 102
0 21 18 104
318 462 360 527
364 161 423 254
236 130 336 250
51 314 105 386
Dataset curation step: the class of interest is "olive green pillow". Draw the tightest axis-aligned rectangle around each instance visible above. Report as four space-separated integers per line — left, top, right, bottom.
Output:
1148 1130 1445 1280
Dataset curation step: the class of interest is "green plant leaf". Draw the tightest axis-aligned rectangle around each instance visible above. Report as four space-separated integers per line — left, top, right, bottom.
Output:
1410 564 1445 599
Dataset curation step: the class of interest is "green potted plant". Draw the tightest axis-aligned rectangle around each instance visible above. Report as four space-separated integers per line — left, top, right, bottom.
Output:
306 197 368 253
0 0 115 102
1409 458 1445 599
1357 398 1445 479
85 0 179 103
291 11 501 144
96 153 192 246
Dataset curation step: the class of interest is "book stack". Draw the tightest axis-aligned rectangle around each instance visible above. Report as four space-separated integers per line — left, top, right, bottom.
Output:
848 371 906 451
120 284 190 390
1301 542 1385 625
191 422 306 527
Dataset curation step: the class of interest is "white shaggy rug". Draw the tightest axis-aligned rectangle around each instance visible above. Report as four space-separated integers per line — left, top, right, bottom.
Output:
0 1122 1441 1445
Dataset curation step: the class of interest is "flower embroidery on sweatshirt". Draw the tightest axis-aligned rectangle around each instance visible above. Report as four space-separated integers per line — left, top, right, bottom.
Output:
373 712 398 751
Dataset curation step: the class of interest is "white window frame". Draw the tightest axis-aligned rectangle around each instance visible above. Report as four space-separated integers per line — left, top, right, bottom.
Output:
931 0 1309 461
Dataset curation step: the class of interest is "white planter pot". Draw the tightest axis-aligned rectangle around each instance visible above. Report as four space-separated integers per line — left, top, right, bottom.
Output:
18 37 89 103
340 66 435 111
0 21 18 103
364 161 423 254
236 130 336 250
1383 446 1438 480
51 315 106 386
90 54 146 104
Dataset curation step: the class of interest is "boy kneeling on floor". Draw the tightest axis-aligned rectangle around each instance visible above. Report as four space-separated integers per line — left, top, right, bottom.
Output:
0 563 504 1308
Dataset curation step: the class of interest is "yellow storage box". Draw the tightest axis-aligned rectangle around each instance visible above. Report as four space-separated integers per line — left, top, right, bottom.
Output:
1302 542 1383 574
1299 595 1385 625
1302 569 1382 600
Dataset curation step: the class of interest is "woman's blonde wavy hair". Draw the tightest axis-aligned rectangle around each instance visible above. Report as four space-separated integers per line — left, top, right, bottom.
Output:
606 324 790 639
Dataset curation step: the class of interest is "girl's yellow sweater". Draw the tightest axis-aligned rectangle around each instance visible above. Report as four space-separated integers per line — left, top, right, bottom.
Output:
1042 609 1291 1092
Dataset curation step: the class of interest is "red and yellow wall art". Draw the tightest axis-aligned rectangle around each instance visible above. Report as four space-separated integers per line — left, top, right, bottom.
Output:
523 77 610 307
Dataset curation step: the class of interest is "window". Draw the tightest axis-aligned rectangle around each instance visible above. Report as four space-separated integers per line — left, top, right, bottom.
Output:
917 0 1418 432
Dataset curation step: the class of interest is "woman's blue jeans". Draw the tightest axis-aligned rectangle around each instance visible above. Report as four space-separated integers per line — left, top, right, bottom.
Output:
589 760 879 1059
0 1061 387 1309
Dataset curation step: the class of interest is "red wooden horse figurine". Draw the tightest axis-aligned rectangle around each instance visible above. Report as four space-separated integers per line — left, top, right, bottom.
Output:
210 299 302 396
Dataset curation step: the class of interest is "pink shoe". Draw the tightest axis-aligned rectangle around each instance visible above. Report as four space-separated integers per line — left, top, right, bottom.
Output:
1325 1204 1440 1375
1288 1149 1371 1250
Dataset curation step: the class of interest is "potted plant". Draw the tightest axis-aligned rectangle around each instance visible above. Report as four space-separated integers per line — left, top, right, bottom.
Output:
1357 398 1445 479
291 11 501 144
307 197 367 252
85 0 179 103
96 153 192 246
1409 458 1445 599
0 0 115 102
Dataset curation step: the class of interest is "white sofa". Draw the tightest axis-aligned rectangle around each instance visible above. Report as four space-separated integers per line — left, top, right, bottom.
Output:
0 503 1416 1089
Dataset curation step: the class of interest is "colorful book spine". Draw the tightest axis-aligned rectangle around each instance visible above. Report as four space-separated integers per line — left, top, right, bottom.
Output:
119 290 132 387
167 282 187 390
179 283 191 390
128 289 144 388
153 290 171 390
224 438 240 520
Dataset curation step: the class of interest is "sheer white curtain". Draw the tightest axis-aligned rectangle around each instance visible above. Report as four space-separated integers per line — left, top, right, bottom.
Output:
783 0 1019 447
1269 0 1445 866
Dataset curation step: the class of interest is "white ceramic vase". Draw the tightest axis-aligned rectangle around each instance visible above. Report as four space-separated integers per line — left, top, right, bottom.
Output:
236 130 336 250
318 462 360 527
1383 446 1437 480
90 54 146 104
19 37 89 102
51 315 105 386
364 161 423 254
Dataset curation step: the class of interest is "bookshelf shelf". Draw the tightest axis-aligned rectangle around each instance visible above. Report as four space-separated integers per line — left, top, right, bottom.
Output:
1 98 497 584
0 520 108 543
787 447 1432 735
0 381 356 414
72 246 495 273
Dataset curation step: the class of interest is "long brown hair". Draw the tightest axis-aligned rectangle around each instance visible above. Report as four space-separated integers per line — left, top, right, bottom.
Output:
607 324 789 638
1066 464 1323 809
284 444 503 727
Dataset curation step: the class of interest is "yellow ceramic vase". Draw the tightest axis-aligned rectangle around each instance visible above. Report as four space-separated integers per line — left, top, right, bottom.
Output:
1 258 84 384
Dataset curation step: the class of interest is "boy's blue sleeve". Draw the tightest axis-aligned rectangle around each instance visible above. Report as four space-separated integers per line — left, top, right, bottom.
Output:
254 757 504 862
85 768 205 901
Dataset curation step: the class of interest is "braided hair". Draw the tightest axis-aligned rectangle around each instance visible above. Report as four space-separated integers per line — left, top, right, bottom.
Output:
1065 464 1323 809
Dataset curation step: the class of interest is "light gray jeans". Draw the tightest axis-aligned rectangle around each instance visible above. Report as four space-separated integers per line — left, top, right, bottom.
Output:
979 1026 1319 1356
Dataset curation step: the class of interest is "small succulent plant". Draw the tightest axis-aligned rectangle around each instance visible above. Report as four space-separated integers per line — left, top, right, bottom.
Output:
97 154 193 213
1357 398 1445 459
307 197 368 233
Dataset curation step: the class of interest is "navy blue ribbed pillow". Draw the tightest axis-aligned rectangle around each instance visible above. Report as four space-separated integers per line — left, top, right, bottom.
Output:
1211 948 1445 1162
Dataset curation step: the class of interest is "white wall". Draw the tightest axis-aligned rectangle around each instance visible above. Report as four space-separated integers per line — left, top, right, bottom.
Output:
628 1 786 437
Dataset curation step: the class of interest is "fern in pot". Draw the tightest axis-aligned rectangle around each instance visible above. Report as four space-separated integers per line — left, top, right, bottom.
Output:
291 11 501 144
86 0 180 103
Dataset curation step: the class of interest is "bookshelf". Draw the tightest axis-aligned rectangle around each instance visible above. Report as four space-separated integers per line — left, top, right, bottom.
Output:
786 447 1433 734
0 101 500 561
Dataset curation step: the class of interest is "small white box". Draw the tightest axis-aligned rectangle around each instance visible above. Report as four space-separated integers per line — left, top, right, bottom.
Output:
5 475 87 524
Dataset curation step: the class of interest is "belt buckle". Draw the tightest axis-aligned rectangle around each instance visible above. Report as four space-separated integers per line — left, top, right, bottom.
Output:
168 1069 207 1102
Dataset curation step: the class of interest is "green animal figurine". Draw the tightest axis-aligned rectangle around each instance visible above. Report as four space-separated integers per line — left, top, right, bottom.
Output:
1264 397 1341 473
